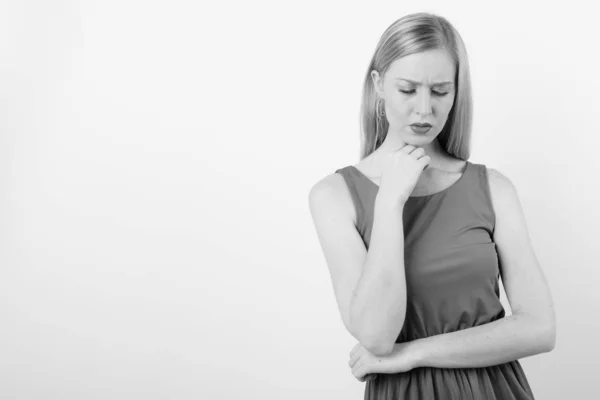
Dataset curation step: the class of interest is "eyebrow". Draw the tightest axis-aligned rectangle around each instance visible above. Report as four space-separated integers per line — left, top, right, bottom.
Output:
396 78 454 86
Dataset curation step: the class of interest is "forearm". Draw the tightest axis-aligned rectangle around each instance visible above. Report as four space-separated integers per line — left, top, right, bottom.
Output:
350 196 407 354
404 313 554 369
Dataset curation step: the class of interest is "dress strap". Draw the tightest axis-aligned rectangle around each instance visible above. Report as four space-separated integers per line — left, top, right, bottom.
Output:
476 163 497 235
335 167 366 228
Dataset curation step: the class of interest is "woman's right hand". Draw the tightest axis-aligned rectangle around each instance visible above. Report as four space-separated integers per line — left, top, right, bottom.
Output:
378 144 431 205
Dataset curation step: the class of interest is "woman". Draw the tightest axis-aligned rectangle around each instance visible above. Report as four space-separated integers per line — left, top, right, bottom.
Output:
308 12 556 400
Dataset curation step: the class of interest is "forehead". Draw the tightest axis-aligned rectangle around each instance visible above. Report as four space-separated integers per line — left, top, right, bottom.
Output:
386 49 455 84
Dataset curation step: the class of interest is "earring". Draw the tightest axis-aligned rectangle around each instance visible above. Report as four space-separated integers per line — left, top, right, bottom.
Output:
376 98 386 118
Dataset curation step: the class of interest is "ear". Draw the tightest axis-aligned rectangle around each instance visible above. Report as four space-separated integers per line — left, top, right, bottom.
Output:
370 70 384 98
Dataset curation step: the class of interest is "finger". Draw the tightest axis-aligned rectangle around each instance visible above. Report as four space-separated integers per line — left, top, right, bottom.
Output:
349 350 361 367
395 144 416 153
352 359 364 376
355 371 364 383
349 343 360 358
412 147 426 157
354 363 368 382
420 155 432 167
349 343 359 358
354 368 365 382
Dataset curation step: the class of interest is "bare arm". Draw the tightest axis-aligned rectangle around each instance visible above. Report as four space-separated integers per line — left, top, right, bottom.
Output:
408 312 553 368
309 177 407 357
348 312 552 378
349 195 407 356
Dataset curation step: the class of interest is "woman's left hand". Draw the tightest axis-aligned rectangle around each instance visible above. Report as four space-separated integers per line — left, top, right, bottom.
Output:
348 342 418 382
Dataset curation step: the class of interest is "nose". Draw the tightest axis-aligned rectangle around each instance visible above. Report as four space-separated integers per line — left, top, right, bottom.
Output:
416 91 432 115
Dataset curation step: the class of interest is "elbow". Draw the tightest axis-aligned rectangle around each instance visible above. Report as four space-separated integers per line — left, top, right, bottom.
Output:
522 311 556 353
360 330 397 357
349 308 405 357
350 320 395 357
363 339 395 357
542 323 556 352
541 312 557 352
349 323 394 356
532 314 556 353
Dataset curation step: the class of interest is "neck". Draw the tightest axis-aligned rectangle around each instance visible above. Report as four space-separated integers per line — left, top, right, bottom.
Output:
376 130 452 169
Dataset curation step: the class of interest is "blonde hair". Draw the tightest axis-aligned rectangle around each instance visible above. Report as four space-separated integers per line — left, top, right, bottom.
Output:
359 12 473 160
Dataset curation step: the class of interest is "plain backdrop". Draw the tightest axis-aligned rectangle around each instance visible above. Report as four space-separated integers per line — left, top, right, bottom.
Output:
1 0 599 399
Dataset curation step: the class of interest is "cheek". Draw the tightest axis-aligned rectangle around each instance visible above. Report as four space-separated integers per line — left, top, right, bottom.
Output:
438 97 455 114
387 98 410 115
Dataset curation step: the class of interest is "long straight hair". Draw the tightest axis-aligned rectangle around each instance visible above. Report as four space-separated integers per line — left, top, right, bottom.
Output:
359 13 473 161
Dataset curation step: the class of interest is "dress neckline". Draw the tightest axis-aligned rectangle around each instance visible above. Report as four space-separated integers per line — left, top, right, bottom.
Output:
348 160 471 200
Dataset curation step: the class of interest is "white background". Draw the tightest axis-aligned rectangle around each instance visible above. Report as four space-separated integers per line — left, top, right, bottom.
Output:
1 1 598 399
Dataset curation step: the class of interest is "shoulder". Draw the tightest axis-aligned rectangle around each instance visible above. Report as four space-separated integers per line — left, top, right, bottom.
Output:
308 170 355 224
486 166 511 186
308 171 345 201
485 166 520 204
484 166 529 239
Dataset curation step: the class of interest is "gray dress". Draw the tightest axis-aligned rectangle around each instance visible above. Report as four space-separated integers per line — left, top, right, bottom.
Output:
335 160 535 400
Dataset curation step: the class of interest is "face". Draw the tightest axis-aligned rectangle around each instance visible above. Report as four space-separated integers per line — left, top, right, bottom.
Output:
371 48 456 141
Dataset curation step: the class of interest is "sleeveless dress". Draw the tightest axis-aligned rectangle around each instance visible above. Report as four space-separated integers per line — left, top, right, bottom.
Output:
334 160 535 400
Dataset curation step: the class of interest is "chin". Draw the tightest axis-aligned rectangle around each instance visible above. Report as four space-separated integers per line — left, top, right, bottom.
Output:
408 133 434 141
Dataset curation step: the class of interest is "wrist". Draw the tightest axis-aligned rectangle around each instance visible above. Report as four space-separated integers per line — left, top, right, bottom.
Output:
375 193 406 211
375 340 426 374
405 339 426 369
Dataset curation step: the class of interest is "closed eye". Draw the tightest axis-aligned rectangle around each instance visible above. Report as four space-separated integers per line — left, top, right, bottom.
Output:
400 90 449 97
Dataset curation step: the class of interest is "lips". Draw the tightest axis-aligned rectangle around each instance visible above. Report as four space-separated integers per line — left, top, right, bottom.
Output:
411 123 432 127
